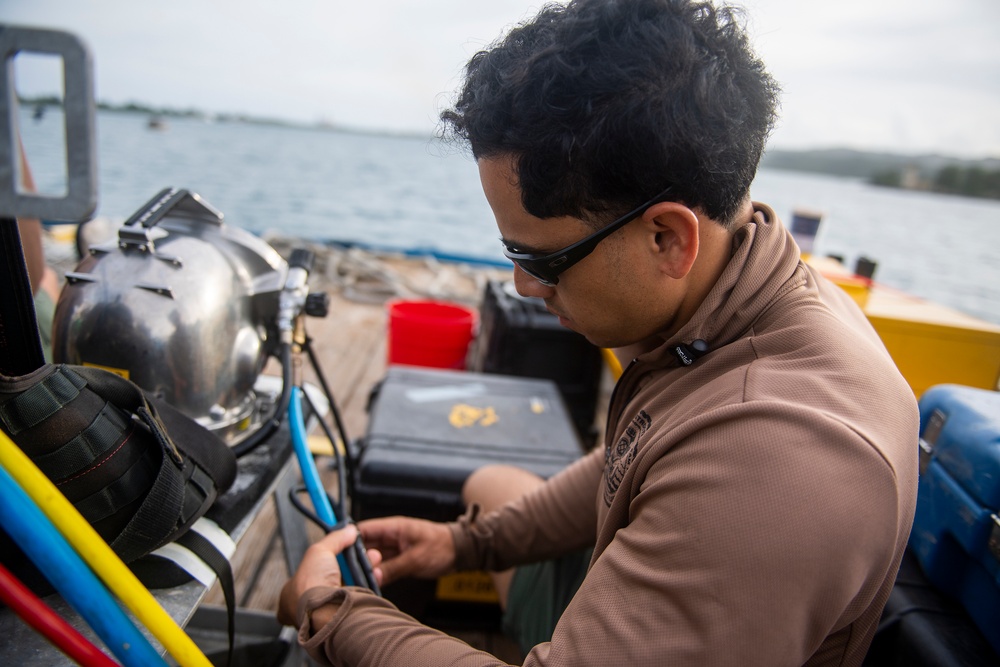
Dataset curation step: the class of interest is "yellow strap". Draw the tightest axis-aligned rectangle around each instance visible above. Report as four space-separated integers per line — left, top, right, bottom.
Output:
0 431 212 667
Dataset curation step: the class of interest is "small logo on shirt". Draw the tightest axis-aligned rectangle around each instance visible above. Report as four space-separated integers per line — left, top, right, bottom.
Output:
604 410 652 506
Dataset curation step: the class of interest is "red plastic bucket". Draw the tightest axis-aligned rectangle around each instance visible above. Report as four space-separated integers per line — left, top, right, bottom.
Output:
387 300 478 369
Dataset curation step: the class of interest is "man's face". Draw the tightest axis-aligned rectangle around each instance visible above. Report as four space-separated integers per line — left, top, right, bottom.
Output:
478 157 675 349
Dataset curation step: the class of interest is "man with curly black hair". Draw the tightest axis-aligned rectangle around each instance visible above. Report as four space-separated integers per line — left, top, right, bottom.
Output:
280 2 918 664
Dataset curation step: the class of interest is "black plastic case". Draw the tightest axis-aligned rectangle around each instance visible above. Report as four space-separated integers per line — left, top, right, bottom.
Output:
863 550 998 666
353 365 582 523
469 280 603 446
351 366 583 630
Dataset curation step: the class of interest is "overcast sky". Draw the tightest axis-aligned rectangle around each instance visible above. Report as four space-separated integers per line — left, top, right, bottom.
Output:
4 0 999 158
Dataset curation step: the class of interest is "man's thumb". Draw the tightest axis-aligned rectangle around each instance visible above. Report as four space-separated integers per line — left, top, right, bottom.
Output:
319 523 359 554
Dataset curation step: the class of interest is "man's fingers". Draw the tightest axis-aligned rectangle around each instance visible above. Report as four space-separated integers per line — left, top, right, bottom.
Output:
373 553 405 586
277 524 366 628
315 524 359 554
295 524 358 589
358 517 402 547
356 516 453 584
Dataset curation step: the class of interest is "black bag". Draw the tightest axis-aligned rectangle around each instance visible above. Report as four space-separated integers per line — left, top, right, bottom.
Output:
0 363 237 592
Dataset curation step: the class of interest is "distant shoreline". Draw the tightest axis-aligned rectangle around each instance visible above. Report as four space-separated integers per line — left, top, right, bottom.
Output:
24 96 429 141
760 148 1000 201
23 97 1000 197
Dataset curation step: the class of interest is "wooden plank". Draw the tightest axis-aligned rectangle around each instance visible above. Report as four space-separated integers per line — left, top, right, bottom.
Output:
202 495 281 608
240 533 294 612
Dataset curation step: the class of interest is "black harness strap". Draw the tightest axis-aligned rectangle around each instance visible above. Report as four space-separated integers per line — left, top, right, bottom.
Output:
108 442 186 564
177 529 236 667
71 445 159 523
0 365 87 435
0 218 45 377
32 402 131 480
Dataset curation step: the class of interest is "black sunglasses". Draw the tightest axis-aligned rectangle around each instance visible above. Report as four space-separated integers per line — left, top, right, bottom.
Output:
502 186 674 286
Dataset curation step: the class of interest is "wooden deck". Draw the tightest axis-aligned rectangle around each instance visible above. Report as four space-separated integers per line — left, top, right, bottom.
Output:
198 241 525 661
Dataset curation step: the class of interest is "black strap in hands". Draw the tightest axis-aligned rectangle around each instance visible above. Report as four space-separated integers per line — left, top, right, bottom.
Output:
287 487 382 595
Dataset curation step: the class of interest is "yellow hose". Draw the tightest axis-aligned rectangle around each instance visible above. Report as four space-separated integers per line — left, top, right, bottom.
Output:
0 431 212 667
601 347 623 380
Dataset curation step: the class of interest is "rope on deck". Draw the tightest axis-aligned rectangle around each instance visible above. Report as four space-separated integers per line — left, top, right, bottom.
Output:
264 235 504 306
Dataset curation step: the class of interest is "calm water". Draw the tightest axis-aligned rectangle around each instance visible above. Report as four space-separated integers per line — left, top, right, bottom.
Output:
19 109 1000 325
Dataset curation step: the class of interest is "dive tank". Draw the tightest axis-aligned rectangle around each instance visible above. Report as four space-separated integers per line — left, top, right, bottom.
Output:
52 188 288 444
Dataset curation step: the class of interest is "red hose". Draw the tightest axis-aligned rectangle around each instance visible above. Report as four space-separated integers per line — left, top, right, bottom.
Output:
0 561 120 667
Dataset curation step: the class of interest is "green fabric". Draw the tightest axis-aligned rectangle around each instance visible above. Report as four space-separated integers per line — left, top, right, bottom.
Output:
33 287 55 364
501 547 593 657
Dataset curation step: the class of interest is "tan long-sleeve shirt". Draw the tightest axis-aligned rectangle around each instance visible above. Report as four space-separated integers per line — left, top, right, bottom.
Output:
299 203 919 666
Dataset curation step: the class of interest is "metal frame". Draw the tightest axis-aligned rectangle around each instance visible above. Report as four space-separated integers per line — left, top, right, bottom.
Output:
0 25 97 222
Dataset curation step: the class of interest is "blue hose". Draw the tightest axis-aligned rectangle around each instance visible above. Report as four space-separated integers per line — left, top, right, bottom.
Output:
288 386 356 586
0 465 168 667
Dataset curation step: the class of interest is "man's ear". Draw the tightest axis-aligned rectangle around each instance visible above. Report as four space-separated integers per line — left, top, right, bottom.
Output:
642 202 700 279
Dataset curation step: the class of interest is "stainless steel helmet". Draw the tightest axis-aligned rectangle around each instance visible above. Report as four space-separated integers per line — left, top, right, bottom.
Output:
52 188 288 444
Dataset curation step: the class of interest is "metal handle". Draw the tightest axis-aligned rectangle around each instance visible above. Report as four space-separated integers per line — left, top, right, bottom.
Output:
0 25 97 222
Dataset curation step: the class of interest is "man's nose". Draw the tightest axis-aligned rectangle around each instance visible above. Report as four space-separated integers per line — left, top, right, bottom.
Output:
512 264 556 299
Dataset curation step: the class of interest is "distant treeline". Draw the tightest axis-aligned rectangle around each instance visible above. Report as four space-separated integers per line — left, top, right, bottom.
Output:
23 96 413 137
871 165 1000 201
761 148 1000 201
99 99 297 127
27 94 291 125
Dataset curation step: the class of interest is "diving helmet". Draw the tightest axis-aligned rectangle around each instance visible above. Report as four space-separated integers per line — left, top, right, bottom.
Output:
52 188 288 444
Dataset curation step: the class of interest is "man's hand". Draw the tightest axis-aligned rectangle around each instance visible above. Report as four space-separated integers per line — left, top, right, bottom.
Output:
277 524 381 626
358 516 456 586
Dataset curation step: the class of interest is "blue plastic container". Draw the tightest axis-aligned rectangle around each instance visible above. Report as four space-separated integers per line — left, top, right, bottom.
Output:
911 384 1000 653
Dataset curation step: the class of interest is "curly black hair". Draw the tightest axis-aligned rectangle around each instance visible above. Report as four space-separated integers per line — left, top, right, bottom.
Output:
441 0 780 227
